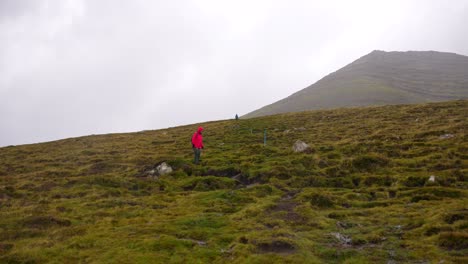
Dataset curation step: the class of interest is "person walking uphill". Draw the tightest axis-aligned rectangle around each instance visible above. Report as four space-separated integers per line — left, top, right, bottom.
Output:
191 127 204 164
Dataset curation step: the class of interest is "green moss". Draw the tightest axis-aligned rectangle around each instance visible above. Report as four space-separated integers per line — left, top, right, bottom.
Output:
302 192 336 208
351 154 389 172
179 176 236 191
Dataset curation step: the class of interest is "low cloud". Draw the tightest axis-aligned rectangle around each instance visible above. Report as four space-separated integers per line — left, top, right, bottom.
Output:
1 0 467 146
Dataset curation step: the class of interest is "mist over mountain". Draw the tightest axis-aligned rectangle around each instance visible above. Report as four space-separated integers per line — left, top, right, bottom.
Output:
244 50 468 118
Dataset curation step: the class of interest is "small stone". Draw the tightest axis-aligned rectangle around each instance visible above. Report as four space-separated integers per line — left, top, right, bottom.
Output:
196 240 207 246
231 173 242 182
428 175 436 182
330 232 352 245
439 134 454 139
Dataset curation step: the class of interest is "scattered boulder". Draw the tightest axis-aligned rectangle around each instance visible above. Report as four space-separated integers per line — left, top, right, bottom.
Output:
292 140 310 153
439 134 454 139
140 162 173 180
331 232 352 245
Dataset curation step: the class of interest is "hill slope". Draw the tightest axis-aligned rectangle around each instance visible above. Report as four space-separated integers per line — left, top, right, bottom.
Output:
244 50 468 118
0 100 467 263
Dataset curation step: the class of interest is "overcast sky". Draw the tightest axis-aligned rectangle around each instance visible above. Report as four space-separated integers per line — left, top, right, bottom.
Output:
1 0 467 146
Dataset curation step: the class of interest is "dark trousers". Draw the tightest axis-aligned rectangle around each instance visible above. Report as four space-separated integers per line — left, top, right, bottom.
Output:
193 148 201 164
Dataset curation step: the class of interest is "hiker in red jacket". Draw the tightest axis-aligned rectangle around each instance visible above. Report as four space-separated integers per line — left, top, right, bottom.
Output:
191 127 204 164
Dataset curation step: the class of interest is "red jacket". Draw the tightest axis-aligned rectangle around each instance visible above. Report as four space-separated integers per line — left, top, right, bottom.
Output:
192 127 204 149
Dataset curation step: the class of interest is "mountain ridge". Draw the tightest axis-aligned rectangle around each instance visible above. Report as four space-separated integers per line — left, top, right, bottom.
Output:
244 50 468 118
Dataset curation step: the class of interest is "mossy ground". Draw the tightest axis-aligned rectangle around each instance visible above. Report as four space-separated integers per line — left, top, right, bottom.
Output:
0 100 467 263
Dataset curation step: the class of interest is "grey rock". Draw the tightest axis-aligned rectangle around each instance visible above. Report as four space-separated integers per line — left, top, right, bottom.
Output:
156 162 173 176
330 232 352 245
246 183 259 189
439 134 454 139
178 238 207 246
293 140 310 153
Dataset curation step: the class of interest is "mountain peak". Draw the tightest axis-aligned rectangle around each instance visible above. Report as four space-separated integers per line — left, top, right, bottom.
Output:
244 50 468 118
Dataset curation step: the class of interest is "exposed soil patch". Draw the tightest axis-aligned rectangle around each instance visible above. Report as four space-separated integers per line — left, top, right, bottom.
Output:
204 167 240 177
438 232 468 250
270 201 304 223
268 192 305 224
444 209 467 224
256 240 296 254
85 161 120 175
231 173 262 186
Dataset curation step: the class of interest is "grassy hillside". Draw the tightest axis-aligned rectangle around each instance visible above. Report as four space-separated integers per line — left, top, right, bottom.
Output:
1 100 467 263
244 50 468 118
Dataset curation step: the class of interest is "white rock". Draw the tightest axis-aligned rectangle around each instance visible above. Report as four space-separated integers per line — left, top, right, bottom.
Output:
330 232 352 245
156 162 173 175
293 140 310 152
428 175 436 182
439 134 454 139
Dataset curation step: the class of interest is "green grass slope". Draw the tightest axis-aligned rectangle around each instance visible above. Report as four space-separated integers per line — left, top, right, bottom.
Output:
1 100 467 263
244 50 468 118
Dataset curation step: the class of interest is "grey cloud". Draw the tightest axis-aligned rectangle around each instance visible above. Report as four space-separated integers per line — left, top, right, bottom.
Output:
1 0 468 146
0 0 41 21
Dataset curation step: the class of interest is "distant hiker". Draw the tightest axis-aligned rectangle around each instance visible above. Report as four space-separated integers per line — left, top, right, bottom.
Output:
235 114 239 120
191 127 204 164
